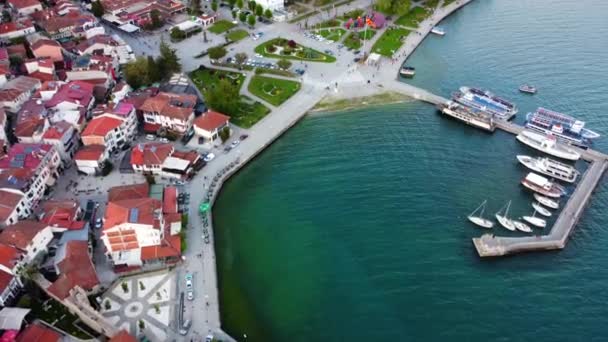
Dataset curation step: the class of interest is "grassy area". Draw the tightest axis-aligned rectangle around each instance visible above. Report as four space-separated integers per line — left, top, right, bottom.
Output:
316 18 341 28
255 38 336 62
189 68 246 92
232 96 271 127
443 0 457 6
340 8 365 20
315 28 347 41
248 76 301 106
395 7 431 27
313 0 334 6
288 10 319 23
342 29 376 50
208 20 237 34
371 28 410 56
255 67 296 78
425 0 440 8
18 295 94 339
227 29 249 41
312 91 411 112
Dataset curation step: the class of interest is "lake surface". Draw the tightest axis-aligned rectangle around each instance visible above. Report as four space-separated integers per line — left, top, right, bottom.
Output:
213 0 608 340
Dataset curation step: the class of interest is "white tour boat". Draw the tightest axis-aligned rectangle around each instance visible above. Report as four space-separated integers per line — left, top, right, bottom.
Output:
516 130 581 161
521 172 565 198
516 155 579 183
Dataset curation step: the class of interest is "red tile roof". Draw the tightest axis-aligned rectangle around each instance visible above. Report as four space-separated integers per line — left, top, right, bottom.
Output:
7 0 41 9
107 183 148 202
0 143 53 170
45 81 94 109
163 186 177 214
0 243 21 270
48 240 99 299
140 234 180 261
0 269 14 297
0 19 34 35
0 220 48 250
140 92 197 121
0 190 23 223
16 322 61 342
109 330 138 342
130 143 173 167
39 199 80 227
42 121 72 140
81 115 122 138
194 110 230 132
74 144 105 161
104 197 162 230
31 38 61 51
15 99 46 138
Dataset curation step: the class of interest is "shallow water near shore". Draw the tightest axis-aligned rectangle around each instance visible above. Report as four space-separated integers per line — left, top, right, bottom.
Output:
213 0 608 340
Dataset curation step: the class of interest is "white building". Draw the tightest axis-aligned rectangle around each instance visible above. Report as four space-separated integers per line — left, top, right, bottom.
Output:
257 0 284 11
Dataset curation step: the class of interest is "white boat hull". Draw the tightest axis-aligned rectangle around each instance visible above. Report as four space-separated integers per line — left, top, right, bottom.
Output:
532 202 552 217
516 131 580 161
534 194 559 209
516 155 579 183
513 220 532 233
468 216 493 229
496 214 515 231
523 216 547 228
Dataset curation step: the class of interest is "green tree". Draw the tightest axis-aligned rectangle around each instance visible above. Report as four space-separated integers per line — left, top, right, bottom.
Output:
170 27 186 41
264 8 272 19
247 14 256 26
392 0 411 15
91 0 104 17
211 0 218 11
248 0 256 10
232 10 237 19
191 0 201 14
277 58 292 70
207 46 227 60
375 0 392 13
150 9 162 28
239 11 247 22
158 40 181 74
228 0 237 6
147 56 161 82
255 3 263 17
124 57 150 88
219 127 230 142
204 79 240 116
236 0 243 8
235 52 248 66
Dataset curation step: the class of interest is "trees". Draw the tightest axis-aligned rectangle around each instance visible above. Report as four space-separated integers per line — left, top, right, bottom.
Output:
248 0 256 11
235 52 248 66
247 14 256 27
204 79 240 116
219 127 230 143
158 40 181 74
211 1 218 12
191 0 201 14
277 59 292 70
264 8 272 19
207 46 227 60
255 4 263 17
170 27 186 41
228 0 237 6
147 56 161 83
236 0 243 8
91 0 104 17
125 58 151 89
231 10 237 19
150 9 162 28
239 11 247 22
375 0 411 15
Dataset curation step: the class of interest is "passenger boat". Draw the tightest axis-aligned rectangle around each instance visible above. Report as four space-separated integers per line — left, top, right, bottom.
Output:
525 107 600 147
495 200 515 231
521 172 565 198
534 194 559 209
452 86 517 120
523 211 547 228
399 66 416 78
430 27 445 36
516 130 580 161
467 200 494 228
516 155 579 183
438 101 495 132
532 202 552 217
519 84 537 94
513 220 532 233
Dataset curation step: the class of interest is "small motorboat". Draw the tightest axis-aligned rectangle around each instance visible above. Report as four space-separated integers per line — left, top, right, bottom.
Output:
519 84 537 94
532 202 552 217
513 220 533 233
534 194 559 209
400 66 416 78
495 200 515 231
431 27 446 36
523 211 547 228
467 200 494 228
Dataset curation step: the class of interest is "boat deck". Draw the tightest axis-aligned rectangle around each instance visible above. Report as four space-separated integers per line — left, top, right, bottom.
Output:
389 83 608 257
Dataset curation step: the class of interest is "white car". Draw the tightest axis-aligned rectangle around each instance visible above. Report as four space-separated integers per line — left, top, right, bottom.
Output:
187 289 194 301
203 153 215 162
145 134 155 141
159 137 169 143
255 53 263 58
230 140 240 148
186 279 193 289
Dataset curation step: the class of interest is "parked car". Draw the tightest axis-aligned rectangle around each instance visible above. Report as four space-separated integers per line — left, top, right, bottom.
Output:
203 153 215 162
179 320 192 335
187 289 194 301
145 134 155 141
205 335 214 342
230 140 240 148
95 218 103 229
239 134 249 140
159 137 169 143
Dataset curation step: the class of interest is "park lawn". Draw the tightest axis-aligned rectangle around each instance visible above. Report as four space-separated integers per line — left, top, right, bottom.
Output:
371 28 410 56
316 28 346 41
443 0 457 6
189 68 246 92
396 7 431 27
227 29 249 41
248 76 301 106
343 30 376 50
340 8 365 20
425 0 440 8
313 0 334 6
208 20 236 34
232 96 271 127
316 18 341 28
255 38 336 63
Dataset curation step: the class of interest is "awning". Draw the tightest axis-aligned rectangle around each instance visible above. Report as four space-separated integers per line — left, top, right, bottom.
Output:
119 23 140 33
0 307 30 330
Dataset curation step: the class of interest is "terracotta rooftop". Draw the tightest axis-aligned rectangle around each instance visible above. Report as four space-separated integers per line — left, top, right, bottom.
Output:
140 92 197 121
16 322 61 342
81 115 123 138
130 143 173 166
14 99 46 138
109 330 138 342
31 38 61 51
104 197 162 229
0 190 23 223
141 233 180 261
107 183 149 202
193 110 230 132
48 240 99 299
74 144 105 161
45 81 94 109
0 143 53 170
163 186 177 214
0 19 34 35
0 243 21 270
39 199 80 228
42 121 72 140
7 0 41 9
0 220 49 250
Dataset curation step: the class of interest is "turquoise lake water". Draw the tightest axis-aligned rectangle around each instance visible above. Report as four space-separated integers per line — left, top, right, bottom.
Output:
213 0 608 340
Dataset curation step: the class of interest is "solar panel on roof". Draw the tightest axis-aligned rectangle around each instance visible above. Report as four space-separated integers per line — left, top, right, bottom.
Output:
10 160 24 168
128 208 139 223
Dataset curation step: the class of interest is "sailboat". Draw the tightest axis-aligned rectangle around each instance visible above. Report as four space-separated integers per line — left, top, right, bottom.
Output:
532 202 552 217
533 194 559 209
523 210 547 228
513 219 533 233
495 200 516 231
467 200 494 228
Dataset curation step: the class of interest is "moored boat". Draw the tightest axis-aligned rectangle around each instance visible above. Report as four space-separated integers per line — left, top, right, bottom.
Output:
399 66 416 78
519 84 537 94
467 200 494 229
534 194 559 209
495 200 515 231
431 27 445 36
513 220 533 233
516 155 579 183
521 172 565 198
452 86 517 120
438 101 495 132
523 211 547 228
525 107 600 147
516 130 581 161
532 202 552 217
